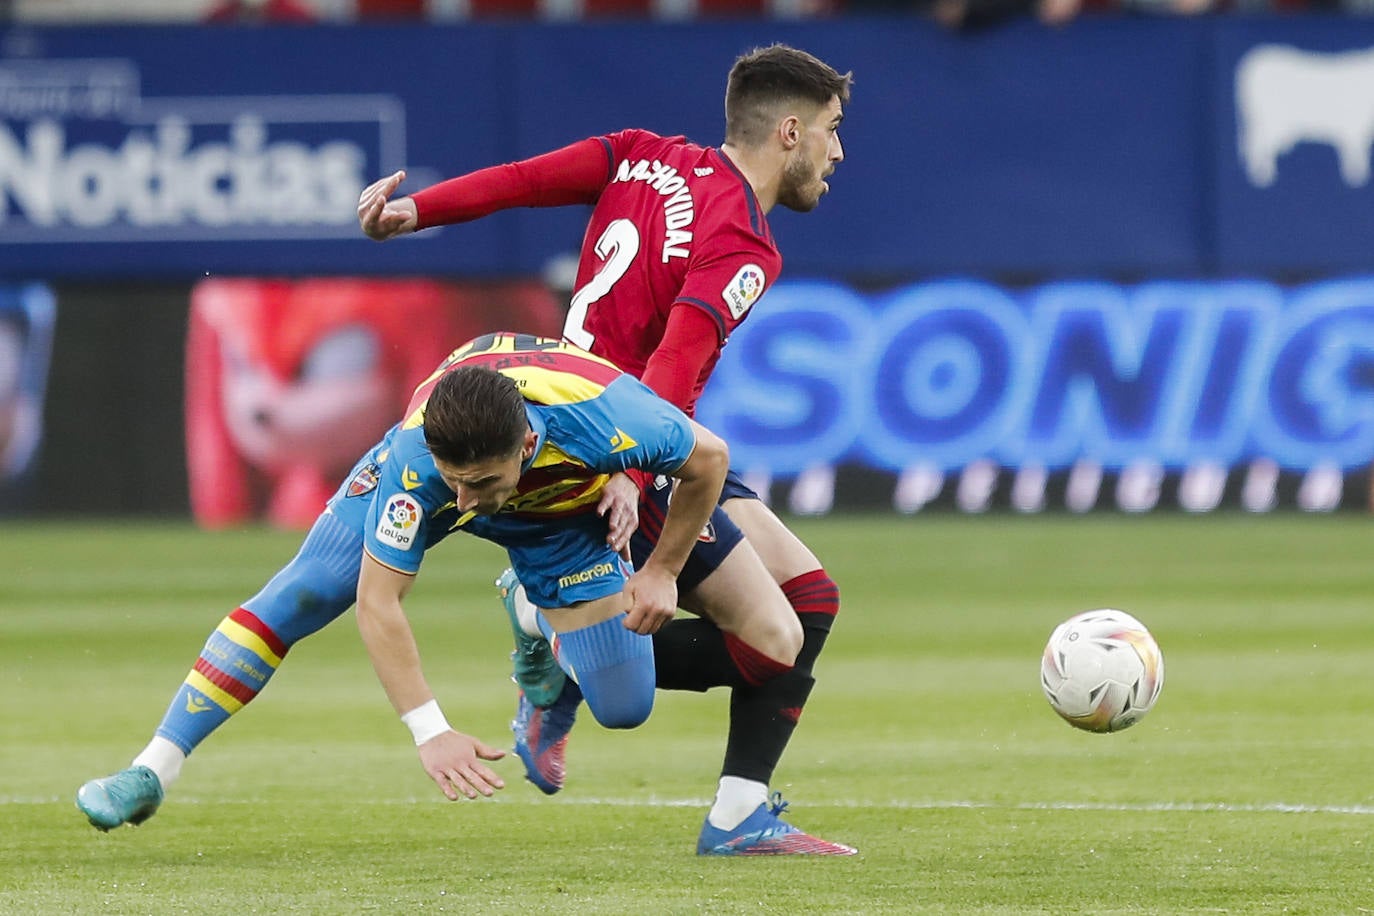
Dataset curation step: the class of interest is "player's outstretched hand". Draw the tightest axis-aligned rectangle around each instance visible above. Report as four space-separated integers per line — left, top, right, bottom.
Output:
358 169 419 241
417 730 507 801
598 471 641 560
622 566 677 635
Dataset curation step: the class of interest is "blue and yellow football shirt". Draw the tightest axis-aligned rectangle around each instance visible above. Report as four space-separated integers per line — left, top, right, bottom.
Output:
330 333 698 594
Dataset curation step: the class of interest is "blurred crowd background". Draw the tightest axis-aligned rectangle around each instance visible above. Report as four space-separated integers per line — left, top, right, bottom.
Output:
2 0 1362 29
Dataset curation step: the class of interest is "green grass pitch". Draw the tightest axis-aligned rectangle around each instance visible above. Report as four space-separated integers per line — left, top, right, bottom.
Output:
4 514 1374 914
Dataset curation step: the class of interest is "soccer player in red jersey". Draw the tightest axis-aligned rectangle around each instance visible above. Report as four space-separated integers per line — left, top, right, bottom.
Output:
360 44 854 856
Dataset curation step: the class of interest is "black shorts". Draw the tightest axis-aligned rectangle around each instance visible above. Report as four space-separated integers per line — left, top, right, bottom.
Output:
629 469 756 594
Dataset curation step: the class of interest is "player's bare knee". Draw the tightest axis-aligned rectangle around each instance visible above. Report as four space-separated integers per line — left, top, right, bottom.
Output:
777 615 804 664
752 609 803 666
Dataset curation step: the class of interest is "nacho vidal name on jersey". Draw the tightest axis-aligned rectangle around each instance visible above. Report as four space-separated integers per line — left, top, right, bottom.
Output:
613 158 696 262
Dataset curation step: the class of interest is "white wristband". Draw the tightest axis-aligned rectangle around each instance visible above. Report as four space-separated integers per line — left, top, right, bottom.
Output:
400 699 451 746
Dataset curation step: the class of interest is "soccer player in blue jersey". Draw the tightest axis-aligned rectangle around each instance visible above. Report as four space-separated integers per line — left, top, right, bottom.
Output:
76 332 728 821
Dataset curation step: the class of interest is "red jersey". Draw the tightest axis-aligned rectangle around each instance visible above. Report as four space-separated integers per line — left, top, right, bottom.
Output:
412 129 781 417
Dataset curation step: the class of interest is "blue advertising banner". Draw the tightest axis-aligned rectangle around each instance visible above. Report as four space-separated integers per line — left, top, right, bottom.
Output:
0 26 511 277
696 277 1374 513
1213 21 1374 273
3 17 1371 280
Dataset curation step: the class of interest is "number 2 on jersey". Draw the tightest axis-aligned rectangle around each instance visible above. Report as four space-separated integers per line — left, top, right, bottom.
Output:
564 218 640 349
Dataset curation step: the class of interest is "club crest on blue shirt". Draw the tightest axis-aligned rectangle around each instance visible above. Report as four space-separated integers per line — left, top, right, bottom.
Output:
347 463 381 497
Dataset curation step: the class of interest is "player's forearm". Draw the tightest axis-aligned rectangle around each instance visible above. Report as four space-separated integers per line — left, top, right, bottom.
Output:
356 596 439 721
412 139 609 230
642 428 729 578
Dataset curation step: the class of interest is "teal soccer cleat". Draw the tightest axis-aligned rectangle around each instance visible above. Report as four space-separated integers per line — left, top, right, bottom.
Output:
696 792 857 856
497 569 566 709
511 679 582 795
76 766 164 831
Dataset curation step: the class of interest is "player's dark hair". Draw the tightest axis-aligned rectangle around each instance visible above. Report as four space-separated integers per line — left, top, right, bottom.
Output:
423 365 528 466
724 44 852 148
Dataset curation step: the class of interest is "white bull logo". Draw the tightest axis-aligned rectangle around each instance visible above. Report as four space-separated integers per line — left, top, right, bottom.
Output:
1236 44 1374 187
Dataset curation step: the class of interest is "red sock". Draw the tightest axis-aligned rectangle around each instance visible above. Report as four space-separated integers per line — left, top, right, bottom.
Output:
780 569 839 621
723 632 793 687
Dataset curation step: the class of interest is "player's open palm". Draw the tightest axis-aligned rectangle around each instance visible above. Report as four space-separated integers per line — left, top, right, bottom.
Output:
358 170 419 241
622 567 677 635
418 730 506 801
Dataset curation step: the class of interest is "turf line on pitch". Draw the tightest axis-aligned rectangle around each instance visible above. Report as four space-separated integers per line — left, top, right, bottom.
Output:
13 796 1374 816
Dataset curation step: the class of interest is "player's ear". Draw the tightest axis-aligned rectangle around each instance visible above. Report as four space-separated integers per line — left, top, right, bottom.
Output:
779 115 801 150
521 428 538 459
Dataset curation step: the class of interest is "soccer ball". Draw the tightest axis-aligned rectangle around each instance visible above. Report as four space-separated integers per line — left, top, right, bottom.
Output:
1040 609 1164 733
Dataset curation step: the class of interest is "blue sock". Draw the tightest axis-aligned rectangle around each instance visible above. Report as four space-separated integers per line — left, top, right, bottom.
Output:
154 607 287 754
546 613 655 729
153 511 360 755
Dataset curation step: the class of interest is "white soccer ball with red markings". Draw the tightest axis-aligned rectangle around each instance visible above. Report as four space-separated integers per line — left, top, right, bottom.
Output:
1040 609 1164 733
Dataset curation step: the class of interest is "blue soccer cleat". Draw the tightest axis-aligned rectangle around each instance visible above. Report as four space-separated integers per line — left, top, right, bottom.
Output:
497 569 566 709
76 765 165 832
696 792 857 856
511 679 582 795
